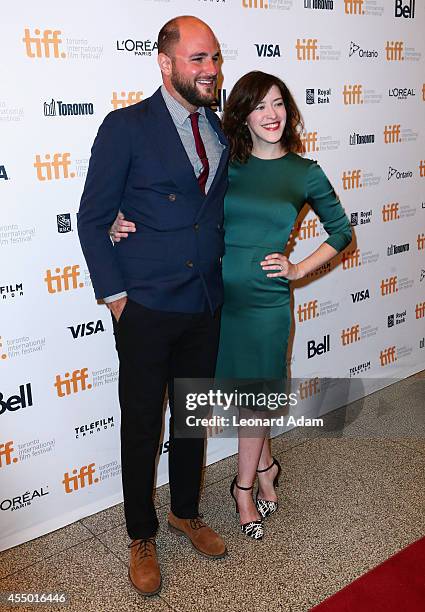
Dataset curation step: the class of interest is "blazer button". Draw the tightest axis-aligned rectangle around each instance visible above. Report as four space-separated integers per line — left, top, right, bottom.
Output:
186 260 194 268
194 223 199 231
168 193 176 202
217 224 222 230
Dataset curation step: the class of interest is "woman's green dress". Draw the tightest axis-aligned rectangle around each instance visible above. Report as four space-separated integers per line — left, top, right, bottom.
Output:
215 152 352 380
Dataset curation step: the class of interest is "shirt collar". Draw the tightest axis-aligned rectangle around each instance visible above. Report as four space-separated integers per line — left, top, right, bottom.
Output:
161 85 207 126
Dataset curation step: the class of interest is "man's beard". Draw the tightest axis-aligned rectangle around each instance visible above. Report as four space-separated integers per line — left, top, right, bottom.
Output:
171 71 217 108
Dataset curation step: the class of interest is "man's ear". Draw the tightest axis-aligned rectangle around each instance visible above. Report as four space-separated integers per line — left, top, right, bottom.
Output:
158 53 172 76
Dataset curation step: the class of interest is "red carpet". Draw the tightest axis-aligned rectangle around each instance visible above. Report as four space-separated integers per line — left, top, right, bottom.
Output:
311 536 425 611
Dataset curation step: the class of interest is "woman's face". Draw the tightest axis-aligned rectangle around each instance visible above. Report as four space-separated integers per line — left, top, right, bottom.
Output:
246 85 287 151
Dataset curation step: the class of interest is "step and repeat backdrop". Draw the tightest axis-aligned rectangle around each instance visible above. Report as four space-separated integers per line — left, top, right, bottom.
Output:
1 0 424 551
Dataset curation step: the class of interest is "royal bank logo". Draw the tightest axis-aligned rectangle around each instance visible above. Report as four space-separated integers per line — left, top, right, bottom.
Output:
23 28 66 58
57 213 72 233
62 463 98 493
44 265 83 293
75 416 114 439
111 91 143 110
350 210 372 226
34 153 75 181
344 0 364 13
343 84 363 105
54 368 91 397
0 283 24 300
306 88 331 105
255 44 281 58
116 38 158 56
386 41 404 61
349 132 375 146
349 41 378 58
388 310 406 327
388 166 413 180
44 99 94 117
0 165 9 180
304 0 333 9
0 486 49 512
395 0 415 18
387 242 409 256
389 87 415 101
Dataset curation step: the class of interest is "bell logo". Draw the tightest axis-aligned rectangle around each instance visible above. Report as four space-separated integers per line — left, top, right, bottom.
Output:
342 170 362 190
296 39 319 61
380 276 398 295
111 91 143 110
416 302 425 319
0 441 18 468
301 132 319 153
34 153 75 181
382 203 400 222
62 463 99 493
395 0 415 18
341 324 360 346
22 28 66 59
343 84 363 105
54 368 91 397
342 249 361 270
307 334 330 359
419 160 425 177
242 0 268 8
344 0 364 14
299 378 320 400
417 234 425 250
296 218 319 240
44 265 83 294
384 125 401 144
297 300 319 323
386 41 404 61
0 165 9 180
380 346 397 366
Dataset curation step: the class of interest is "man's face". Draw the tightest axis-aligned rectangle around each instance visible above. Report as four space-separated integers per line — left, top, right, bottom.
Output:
169 24 220 108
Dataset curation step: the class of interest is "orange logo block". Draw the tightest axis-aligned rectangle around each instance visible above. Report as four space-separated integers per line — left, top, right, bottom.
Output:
111 91 143 109
342 248 361 270
343 84 363 105
62 463 98 493
54 368 91 397
382 203 400 222
386 41 404 61
341 324 360 346
384 124 401 144
296 39 319 61
301 131 319 153
23 28 66 58
0 336 6 361
419 160 425 177
34 153 75 181
242 0 268 8
298 377 320 400
416 302 425 319
380 276 398 296
0 441 18 468
297 300 318 323
344 0 364 14
417 233 425 250
342 170 362 190
380 346 397 366
422 84 425 102
296 218 319 240
44 265 83 294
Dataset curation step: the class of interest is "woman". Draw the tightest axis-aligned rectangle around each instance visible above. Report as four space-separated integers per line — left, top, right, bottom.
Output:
111 71 352 540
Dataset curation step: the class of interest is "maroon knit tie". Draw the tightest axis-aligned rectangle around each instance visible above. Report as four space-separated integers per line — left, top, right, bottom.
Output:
190 112 209 194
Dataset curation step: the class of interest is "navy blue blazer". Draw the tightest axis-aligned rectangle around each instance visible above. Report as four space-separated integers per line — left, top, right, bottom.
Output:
77 88 229 313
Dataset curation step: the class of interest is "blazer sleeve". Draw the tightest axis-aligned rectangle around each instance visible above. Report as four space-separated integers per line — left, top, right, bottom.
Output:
305 161 352 253
77 110 131 299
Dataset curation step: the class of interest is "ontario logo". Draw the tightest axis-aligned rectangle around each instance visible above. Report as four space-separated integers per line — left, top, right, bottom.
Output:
44 99 94 117
387 166 413 180
349 41 378 58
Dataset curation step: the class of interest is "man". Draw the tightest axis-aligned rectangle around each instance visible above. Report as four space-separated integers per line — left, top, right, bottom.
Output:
78 16 228 596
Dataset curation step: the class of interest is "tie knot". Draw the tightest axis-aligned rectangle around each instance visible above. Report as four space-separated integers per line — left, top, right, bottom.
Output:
190 112 200 128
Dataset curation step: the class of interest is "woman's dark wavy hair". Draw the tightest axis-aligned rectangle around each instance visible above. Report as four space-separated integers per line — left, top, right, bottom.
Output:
222 71 304 163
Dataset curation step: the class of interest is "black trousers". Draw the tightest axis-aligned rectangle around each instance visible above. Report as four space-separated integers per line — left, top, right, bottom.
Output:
112 298 221 539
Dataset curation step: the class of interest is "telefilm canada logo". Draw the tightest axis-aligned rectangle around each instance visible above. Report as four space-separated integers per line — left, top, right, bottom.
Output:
0 283 24 300
75 416 114 439
44 99 94 117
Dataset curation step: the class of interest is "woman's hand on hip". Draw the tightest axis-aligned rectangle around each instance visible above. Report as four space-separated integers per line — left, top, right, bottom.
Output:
260 253 301 280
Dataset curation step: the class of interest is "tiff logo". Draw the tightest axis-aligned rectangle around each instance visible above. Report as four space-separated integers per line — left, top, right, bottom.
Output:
341 324 360 346
381 276 398 295
342 170 362 190
419 160 425 177
296 39 319 61
417 233 425 250
62 463 98 493
384 124 401 143
301 132 318 153
380 346 397 366
416 302 425 319
296 218 319 240
34 153 75 181
54 368 91 397
382 203 400 222
44 265 83 294
386 41 404 61
343 85 363 105
297 300 319 323
22 28 66 59
242 0 268 8
111 91 143 110
342 249 361 270
298 377 320 400
0 441 18 468
344 0 364 13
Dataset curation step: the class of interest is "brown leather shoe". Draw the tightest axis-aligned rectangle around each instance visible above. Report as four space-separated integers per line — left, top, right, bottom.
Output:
168 512 227 559
128 538 161 596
